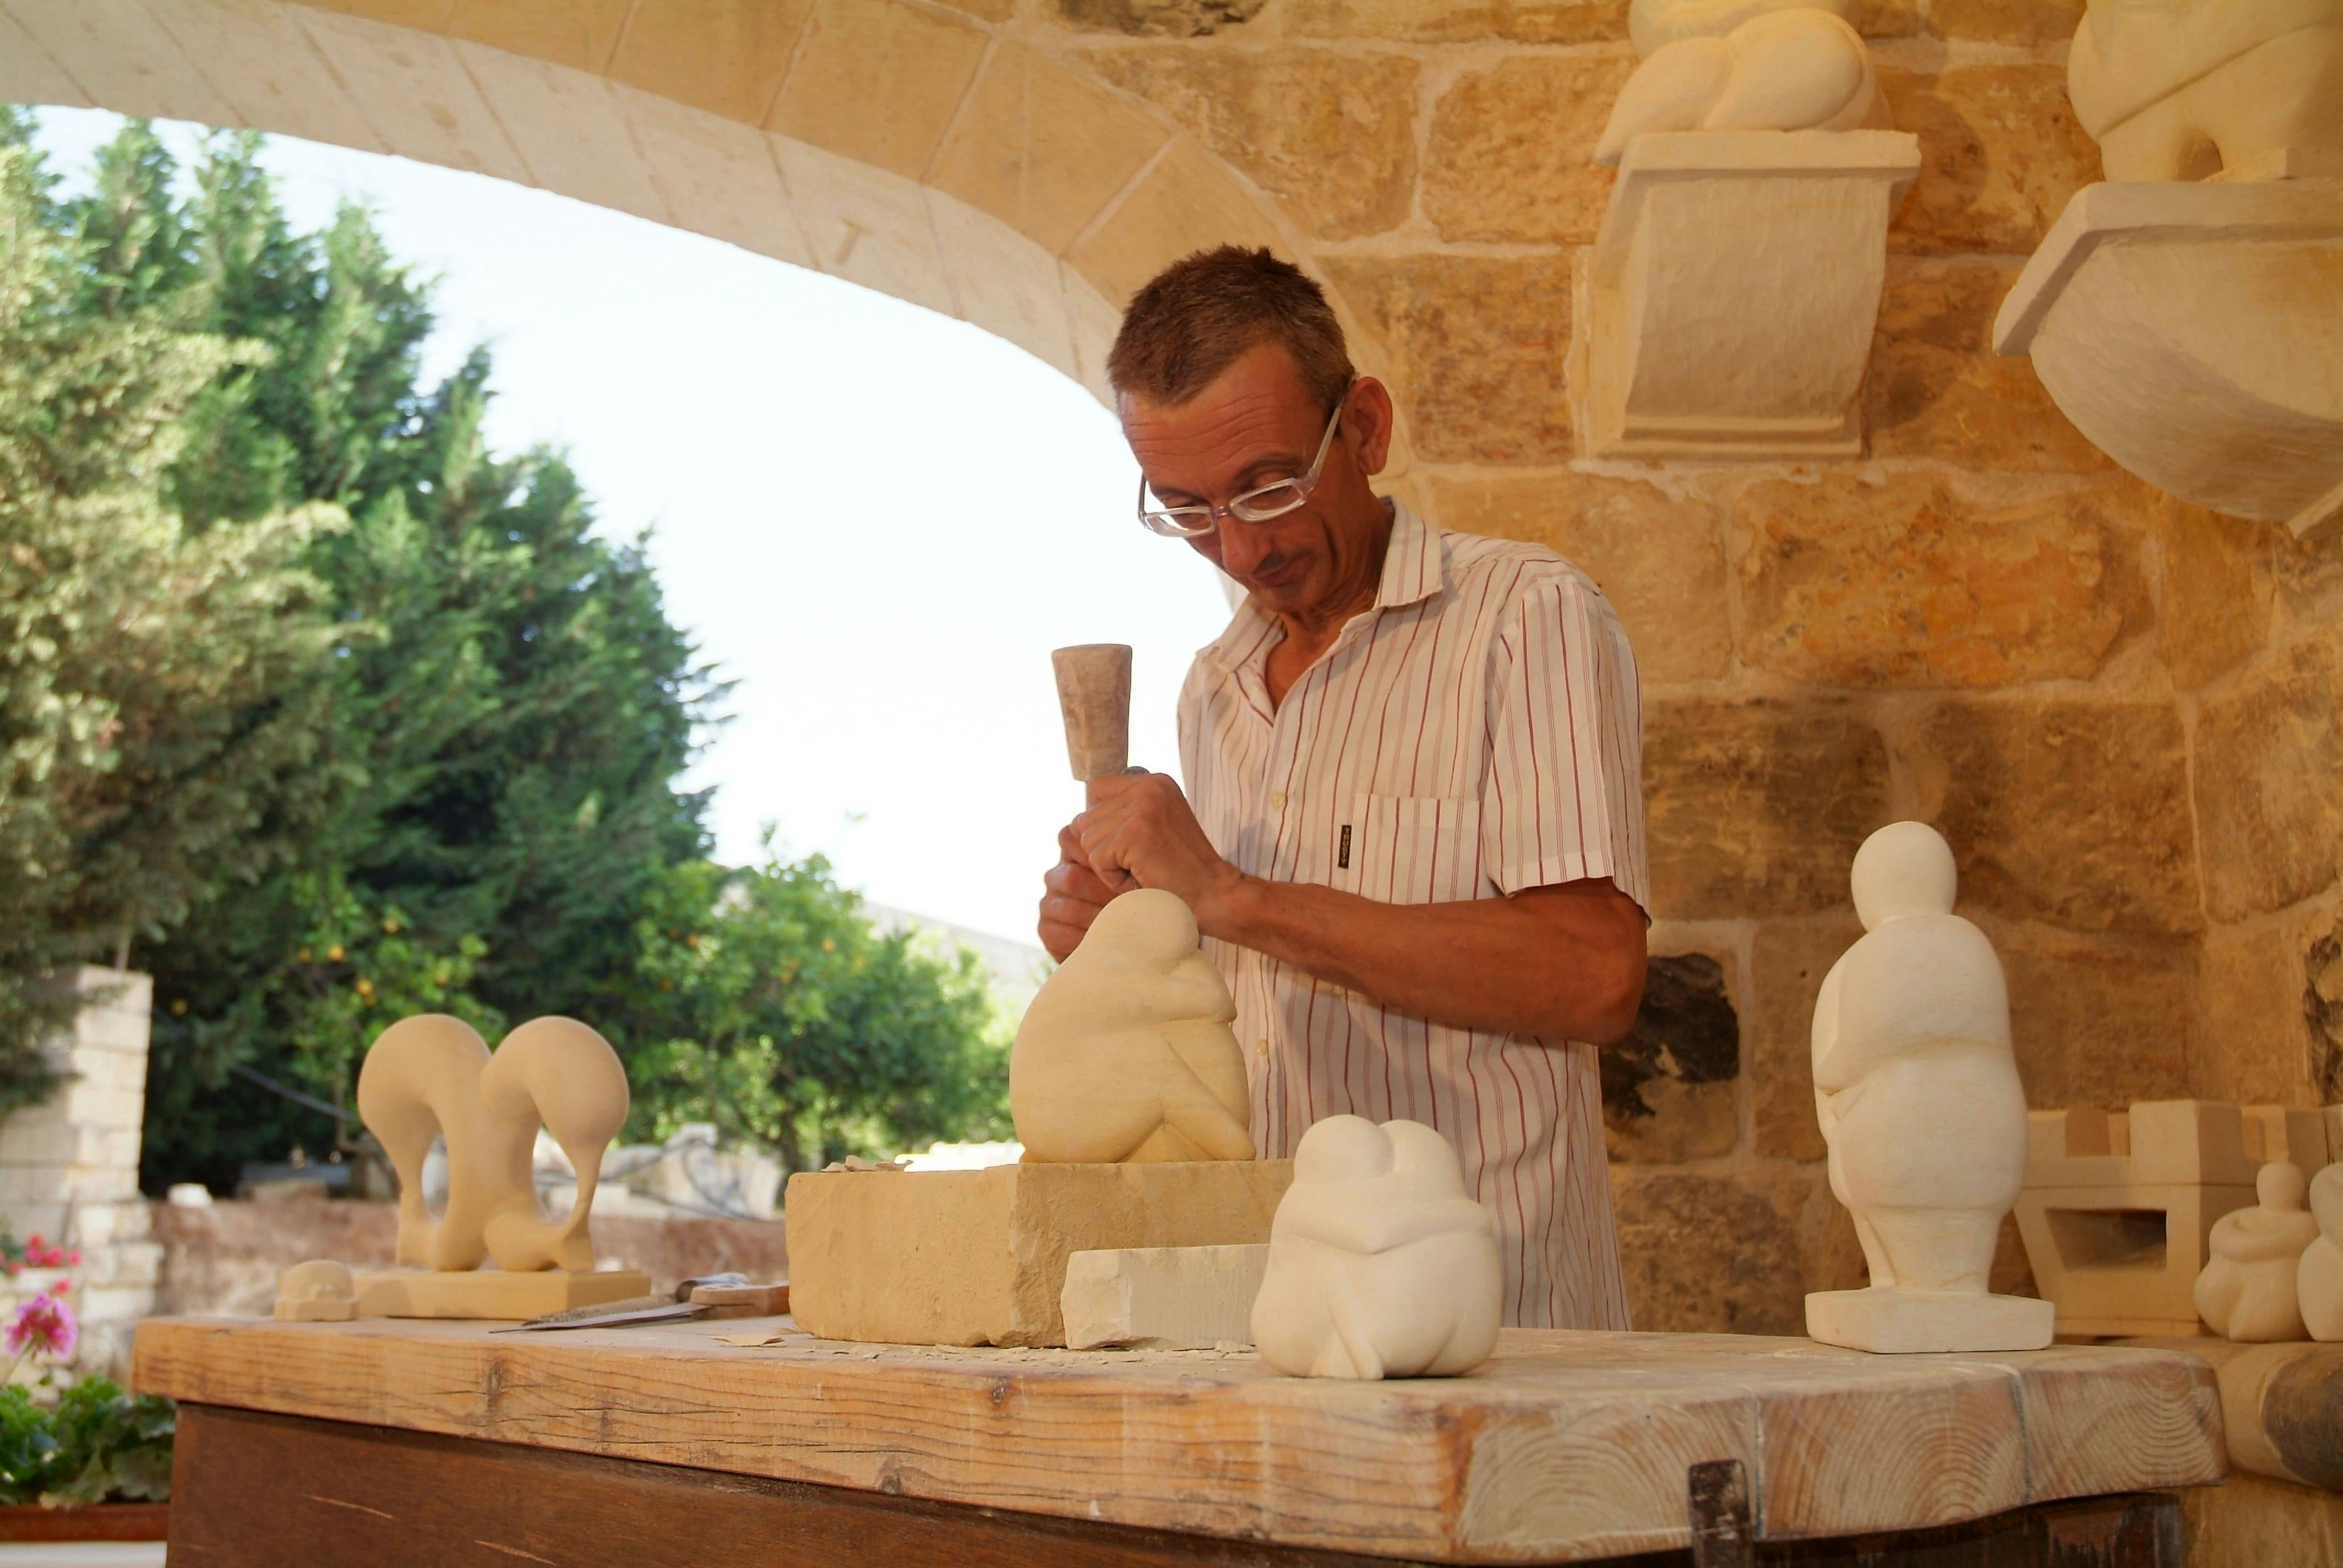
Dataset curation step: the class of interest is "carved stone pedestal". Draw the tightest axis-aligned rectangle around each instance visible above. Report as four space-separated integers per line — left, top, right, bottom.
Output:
1580 128 1919 460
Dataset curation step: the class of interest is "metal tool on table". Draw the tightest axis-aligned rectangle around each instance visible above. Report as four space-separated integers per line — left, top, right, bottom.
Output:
1053 643 1142 893
493 1273 789 1332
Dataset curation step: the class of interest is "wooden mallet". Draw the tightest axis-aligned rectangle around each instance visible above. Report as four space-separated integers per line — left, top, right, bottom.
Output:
1053 644 1139 892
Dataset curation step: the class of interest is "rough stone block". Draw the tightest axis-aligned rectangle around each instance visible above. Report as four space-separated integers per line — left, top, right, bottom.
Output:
1083 46 1419 242
618 85 813 267
607 0 816 126
1735 472 2144 688
1322 253 1572 464
1613 1167 1806 1335
785 1160 1293 1347
1423 471 1728 685
2192 634 2343 922
1051 0 1267 35
1279 0 1628 43
772 135 956 315
297 10 531 186
2154 493 2271 693
1060 1243 1267 1349
1883 64 2102 257
1986 919 2195 1109
9 0 236 126
929 42 1170 255
1600 951 1740 1164
1422 52 1637 245
1643 700 1889 921
1902 700 2198 935
768 0 989 179
1865 260 2107 472
1068 138 1287 310
2198 919 2323 1107
447 0 634 72
1751 914 1863 1162
455 42 669 226
1927 0 2081 45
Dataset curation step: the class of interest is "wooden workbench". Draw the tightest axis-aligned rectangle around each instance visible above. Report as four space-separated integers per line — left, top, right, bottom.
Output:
134 1315 2224 1565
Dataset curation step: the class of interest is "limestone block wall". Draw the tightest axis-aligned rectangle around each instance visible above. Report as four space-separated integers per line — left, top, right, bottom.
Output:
2 0 2335 1332
0 968 162 1371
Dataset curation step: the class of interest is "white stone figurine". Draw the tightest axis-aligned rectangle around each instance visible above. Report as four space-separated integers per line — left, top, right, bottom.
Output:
2195 1161 2319 1342
1805 822 2055 1353
356 1013 630 1273
1011 889 1254 1164
1251 1117 1502 1380
1597 0 1890 166
2301 1164 2343 1342
2069 0 2341 182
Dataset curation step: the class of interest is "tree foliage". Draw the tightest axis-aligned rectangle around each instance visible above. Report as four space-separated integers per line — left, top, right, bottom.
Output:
614 848 1010 1174
0 115 1011 1187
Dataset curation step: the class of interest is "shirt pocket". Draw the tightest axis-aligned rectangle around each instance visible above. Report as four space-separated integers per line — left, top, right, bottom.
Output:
1331 794 1485 907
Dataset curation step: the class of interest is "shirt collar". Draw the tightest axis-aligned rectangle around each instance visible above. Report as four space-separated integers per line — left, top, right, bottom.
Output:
1200 497 1446 674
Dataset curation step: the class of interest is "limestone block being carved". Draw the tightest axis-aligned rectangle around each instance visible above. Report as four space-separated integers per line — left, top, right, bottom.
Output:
2070 0 2342 183
1804 823 2056 1353
1251 1117 1500 1380
2303 1163 2343 1341
1011 889 1254 1164
1598 1 1888 166
357 1013 630 1273
2195 1161 2319 1341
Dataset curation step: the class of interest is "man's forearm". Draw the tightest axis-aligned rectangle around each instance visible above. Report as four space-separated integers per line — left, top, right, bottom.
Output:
1196 873 1647 1043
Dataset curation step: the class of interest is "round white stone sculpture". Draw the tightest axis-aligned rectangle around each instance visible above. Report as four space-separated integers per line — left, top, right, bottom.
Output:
1010 888 1254 1164
1804 822 2054 1353
2196 1161 2320 1342
1251 1116 1501 1381
1598 0 1888 166
2301 1164 2343 1342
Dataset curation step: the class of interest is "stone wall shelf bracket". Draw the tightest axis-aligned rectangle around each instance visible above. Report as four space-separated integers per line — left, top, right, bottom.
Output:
1993 177 2343 540
1583 129 1921 461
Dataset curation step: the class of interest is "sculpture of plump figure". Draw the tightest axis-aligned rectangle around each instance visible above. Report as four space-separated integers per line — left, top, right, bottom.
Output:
1597 0 1890 166
2195 1161 2320 1342
357 1014 629 1273
2069 0 2342 182
1812 823 2028 1299
1251 1117 1502 1380
1011 888 1254 1164
2302 1164 2343 1342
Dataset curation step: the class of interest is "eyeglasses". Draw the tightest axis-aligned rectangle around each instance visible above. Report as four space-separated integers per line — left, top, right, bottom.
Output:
1136 381 1354 539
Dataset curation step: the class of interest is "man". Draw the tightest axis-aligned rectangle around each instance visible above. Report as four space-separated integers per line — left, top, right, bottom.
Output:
1038 247 1649 1330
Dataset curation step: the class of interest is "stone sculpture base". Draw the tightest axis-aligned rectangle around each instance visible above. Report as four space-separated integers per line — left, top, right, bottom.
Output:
784 1161 1293 1347
1806 1287 2056 1354
352 1268 653 1320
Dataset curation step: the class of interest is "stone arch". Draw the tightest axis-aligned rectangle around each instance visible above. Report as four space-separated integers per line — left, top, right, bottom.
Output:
0 0 1414 477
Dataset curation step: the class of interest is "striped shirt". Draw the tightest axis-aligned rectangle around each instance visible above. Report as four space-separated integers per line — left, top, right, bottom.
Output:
1177 499 1648 1330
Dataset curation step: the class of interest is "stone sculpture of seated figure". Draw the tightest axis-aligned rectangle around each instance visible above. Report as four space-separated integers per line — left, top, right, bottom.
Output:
2302 1164 2343 1342
2196 1161 2319 1342
1598 0 1891 166
1250 1116 1501 1381
1010 888 1254 1164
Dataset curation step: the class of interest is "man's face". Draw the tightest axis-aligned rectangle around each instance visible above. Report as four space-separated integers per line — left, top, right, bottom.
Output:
1119 342 1386 621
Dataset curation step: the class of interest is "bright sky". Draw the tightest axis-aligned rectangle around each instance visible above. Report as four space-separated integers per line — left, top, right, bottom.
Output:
33 108 1234 946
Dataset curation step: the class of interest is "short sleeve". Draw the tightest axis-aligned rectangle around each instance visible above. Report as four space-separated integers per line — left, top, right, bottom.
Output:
1478 571 1650 914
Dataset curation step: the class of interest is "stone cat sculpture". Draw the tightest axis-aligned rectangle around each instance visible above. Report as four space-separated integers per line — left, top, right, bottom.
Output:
1598 0 1890 166
1010 888 1254 1164
2301 1164 2343 1342
1805 821 2053 1352
2195 1161 2319 1342
2069 0 2341 181
1250 1116 1501 1381
356 1013 629 1273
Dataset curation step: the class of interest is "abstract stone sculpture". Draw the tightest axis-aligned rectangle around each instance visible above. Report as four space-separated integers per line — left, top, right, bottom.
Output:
1251 1116 1500 1381
1805 822 2055 1353
1598 0 1888 166
272 1259 357 1322
2069 0 2342 182
357 1014 629 1273
1010 889 1254 1164
2303 1164 2343 1341
2195 1161 2319 1342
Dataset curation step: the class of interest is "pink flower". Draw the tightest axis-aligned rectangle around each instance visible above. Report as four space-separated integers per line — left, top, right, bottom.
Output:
6 1292 77 1360
43 1280 67 1298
